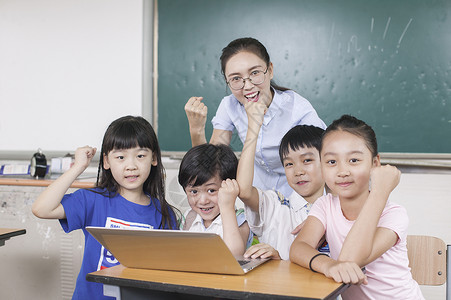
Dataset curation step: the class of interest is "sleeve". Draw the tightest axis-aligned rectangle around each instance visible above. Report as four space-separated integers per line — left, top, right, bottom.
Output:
378 203 409 244
235 208 254 249
307 195 328 229
243 189 280 236
59 189 95 233
211 97 236 131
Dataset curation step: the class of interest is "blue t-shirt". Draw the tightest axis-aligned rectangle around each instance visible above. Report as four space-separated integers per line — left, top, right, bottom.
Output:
59 188 177 300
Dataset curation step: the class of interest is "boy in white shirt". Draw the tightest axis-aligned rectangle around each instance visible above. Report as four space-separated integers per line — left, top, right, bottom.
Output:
179 143 253 255
237 101 326 260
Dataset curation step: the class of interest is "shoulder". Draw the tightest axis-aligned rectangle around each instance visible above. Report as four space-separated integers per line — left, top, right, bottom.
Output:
217 94 240 110
379 201 409 230
257 188 290 207
313 193 336 207
272 90 324 125
275 89 310 104
309 194 337 217
62 187 107 202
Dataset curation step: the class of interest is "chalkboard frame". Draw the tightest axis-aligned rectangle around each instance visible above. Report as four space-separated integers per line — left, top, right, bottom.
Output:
154 0 451 154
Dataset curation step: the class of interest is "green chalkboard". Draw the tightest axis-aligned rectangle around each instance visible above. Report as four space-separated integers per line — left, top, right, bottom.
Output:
157 0 451 153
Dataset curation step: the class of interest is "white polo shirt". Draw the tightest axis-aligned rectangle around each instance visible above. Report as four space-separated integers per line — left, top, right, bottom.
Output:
244 189 312 260
182 208 253 248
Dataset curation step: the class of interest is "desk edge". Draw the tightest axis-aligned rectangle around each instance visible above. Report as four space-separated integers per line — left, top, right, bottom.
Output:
86 271 346 300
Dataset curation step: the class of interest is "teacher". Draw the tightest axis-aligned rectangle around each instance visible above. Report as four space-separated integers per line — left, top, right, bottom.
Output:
185 37 326 197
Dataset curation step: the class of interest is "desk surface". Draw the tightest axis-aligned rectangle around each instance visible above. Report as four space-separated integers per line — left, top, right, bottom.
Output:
87 260 346 300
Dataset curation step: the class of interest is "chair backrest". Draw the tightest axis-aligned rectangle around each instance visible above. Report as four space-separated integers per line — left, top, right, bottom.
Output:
407 235 447 285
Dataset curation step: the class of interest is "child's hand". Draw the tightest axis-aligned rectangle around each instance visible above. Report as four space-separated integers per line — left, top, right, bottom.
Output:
218 179 239 211
185 97 207 130
258 88 273 108
244 243 281 260
291 220 306 235
324 260 368 285
73 146 96 172
244 101 267 129
370 164 401 198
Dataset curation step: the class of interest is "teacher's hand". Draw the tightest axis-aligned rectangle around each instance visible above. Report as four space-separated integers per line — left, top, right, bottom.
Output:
185 96 208 131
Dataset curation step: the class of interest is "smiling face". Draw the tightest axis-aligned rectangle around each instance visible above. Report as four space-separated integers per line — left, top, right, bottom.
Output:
283 146 324 203
103 146 157 201
321 130 379 203
224 51 274 107
184 174 222 228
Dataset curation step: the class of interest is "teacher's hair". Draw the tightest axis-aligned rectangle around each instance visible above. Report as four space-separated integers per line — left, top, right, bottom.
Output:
220 37 289 92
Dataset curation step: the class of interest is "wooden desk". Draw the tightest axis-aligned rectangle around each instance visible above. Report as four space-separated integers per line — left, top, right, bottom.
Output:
0 177 95 189
0 228 26 246
87 260 347 300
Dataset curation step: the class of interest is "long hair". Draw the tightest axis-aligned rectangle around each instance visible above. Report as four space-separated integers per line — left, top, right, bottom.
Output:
220 37 290 92
96 115 178 229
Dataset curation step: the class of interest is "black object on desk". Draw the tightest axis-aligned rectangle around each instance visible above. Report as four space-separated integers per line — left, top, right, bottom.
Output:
0 228 26 246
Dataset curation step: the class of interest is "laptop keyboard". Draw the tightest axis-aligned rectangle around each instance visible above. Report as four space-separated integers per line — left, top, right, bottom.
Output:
237 259 251 266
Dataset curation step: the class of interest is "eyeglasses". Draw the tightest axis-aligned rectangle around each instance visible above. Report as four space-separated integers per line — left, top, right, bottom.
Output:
226 67 268 90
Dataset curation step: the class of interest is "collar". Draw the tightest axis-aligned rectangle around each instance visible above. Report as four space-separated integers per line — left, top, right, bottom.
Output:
285 188 328 211
263 87 280 126
287 191 309 211
191 210 222 229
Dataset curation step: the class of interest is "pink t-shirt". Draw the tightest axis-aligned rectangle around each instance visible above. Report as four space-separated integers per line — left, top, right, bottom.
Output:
309 194 424 300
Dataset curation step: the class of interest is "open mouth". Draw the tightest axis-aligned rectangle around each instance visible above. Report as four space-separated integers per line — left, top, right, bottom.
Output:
245 91 259 102
125 175 139 182
200 207 214 213
296 180 308 186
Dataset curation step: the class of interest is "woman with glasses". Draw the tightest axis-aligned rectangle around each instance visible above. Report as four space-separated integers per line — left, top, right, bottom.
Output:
185 37 326 197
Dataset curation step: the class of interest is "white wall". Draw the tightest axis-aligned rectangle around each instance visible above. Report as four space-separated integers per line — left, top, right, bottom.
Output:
0 0 143 152
390 172 451 299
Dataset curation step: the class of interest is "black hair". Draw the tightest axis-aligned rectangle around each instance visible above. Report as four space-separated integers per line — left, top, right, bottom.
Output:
321 114 378 158
178 144 238 189
96 115 178 229
279 125 325 164
220 37 289 92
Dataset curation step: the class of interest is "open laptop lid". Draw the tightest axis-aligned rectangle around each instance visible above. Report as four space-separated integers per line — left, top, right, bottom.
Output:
86 226 267 275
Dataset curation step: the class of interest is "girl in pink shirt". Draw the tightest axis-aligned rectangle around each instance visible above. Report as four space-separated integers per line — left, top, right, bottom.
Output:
290 115 424 300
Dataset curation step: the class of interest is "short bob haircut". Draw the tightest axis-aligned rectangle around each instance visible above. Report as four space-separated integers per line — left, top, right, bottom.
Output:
178 144 238 189
278 125 325 164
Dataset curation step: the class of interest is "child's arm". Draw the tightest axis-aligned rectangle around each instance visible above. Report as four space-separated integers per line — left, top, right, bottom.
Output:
236 101 267 212
32 146 97 219
218 179 249 256
338 164 401 266
244 243 281 260
290 216 368 285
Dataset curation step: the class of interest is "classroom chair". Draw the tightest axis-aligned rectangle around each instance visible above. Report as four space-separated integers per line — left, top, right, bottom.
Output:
406 235 450 300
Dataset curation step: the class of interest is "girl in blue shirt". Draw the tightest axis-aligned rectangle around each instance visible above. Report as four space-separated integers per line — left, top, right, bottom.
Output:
32 115 179 300
185 37 326 197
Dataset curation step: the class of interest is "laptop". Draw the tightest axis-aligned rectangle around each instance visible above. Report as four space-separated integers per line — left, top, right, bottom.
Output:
86 226 269 275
